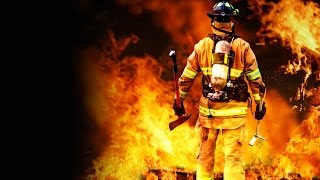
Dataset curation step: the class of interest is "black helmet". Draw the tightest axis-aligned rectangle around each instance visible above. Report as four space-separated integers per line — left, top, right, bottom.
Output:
207 1 239 22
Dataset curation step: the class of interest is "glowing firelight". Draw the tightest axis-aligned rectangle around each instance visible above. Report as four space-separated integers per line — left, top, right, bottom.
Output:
78 0 320 179
248 0 320 178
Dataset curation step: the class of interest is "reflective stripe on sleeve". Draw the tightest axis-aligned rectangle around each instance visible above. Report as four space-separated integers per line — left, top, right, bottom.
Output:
246 68 261 80
253 93 261 101
179 90 188 99
199 106 248 117
182 68 198 79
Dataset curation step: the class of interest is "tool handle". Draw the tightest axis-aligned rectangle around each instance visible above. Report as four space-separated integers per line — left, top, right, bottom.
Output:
258 87 267 111
169 50 181 108
168 50 192 131
256 120 260 134
258 100 263 112
174 75 181 108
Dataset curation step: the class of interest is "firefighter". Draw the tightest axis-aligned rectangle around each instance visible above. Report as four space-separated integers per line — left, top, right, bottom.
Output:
172 1 267 180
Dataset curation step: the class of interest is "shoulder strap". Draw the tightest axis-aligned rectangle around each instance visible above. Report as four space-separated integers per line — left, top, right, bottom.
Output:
207 33 240 81
207 33 239 53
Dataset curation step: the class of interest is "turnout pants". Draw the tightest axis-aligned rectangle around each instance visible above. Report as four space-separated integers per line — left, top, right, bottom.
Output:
196 124 246 180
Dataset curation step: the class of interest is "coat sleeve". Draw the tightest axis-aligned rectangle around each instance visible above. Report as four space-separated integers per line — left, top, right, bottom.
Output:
243 43 266 103
178 46 201 100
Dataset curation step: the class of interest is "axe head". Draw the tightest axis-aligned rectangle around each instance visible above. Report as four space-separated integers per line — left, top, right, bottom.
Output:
169 50 176 57
169 114 191 131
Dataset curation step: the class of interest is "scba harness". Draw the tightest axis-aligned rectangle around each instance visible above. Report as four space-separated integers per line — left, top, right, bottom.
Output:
202 33 250 102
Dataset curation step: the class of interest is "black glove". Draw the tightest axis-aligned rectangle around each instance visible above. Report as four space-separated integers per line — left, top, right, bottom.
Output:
255 102 266 120
172 99 185 116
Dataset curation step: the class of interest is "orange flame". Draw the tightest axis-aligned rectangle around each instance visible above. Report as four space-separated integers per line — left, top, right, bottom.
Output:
248 0 320 104
274 107 320 177
76 0 320 179
248 0 320 178
83 33 199 179
82 32 302 179
116 0 212 53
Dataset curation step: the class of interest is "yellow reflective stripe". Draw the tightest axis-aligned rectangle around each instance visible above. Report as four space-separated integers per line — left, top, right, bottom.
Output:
246 68 261 80
201 67 243 77
224 54 228 64
179 90 188 99
230 68 243 77
211 54 214 64
182 68 197 79
201 67 212 75
211 53 229 65
199 106 248 116
253 93 261 101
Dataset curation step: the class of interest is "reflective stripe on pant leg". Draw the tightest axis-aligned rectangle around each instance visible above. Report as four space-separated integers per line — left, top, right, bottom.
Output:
196 127 219 180
222 125 246 180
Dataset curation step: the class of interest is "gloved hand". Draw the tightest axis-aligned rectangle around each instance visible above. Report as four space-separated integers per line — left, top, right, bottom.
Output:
255 102 266 120
172 99 185 116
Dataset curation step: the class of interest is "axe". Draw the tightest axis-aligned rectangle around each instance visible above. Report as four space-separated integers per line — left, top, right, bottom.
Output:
168 50 191 131
249 87 267 146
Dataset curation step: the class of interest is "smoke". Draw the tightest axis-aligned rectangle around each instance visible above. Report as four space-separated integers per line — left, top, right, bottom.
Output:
116 0 213 53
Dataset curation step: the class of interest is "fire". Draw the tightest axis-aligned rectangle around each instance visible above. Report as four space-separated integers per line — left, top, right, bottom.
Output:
83 33 199 179
247 0 320 178
116 0 212 53
75 0 320 179
248 0 320 105
271 107 320 178
243 90 300 179
81 35 301 180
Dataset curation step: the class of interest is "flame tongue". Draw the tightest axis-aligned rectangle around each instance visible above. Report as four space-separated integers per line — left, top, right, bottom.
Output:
83 33 199 179
80 0 320 179
248 0 320 107
273 108 320 178
248 0 320 178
